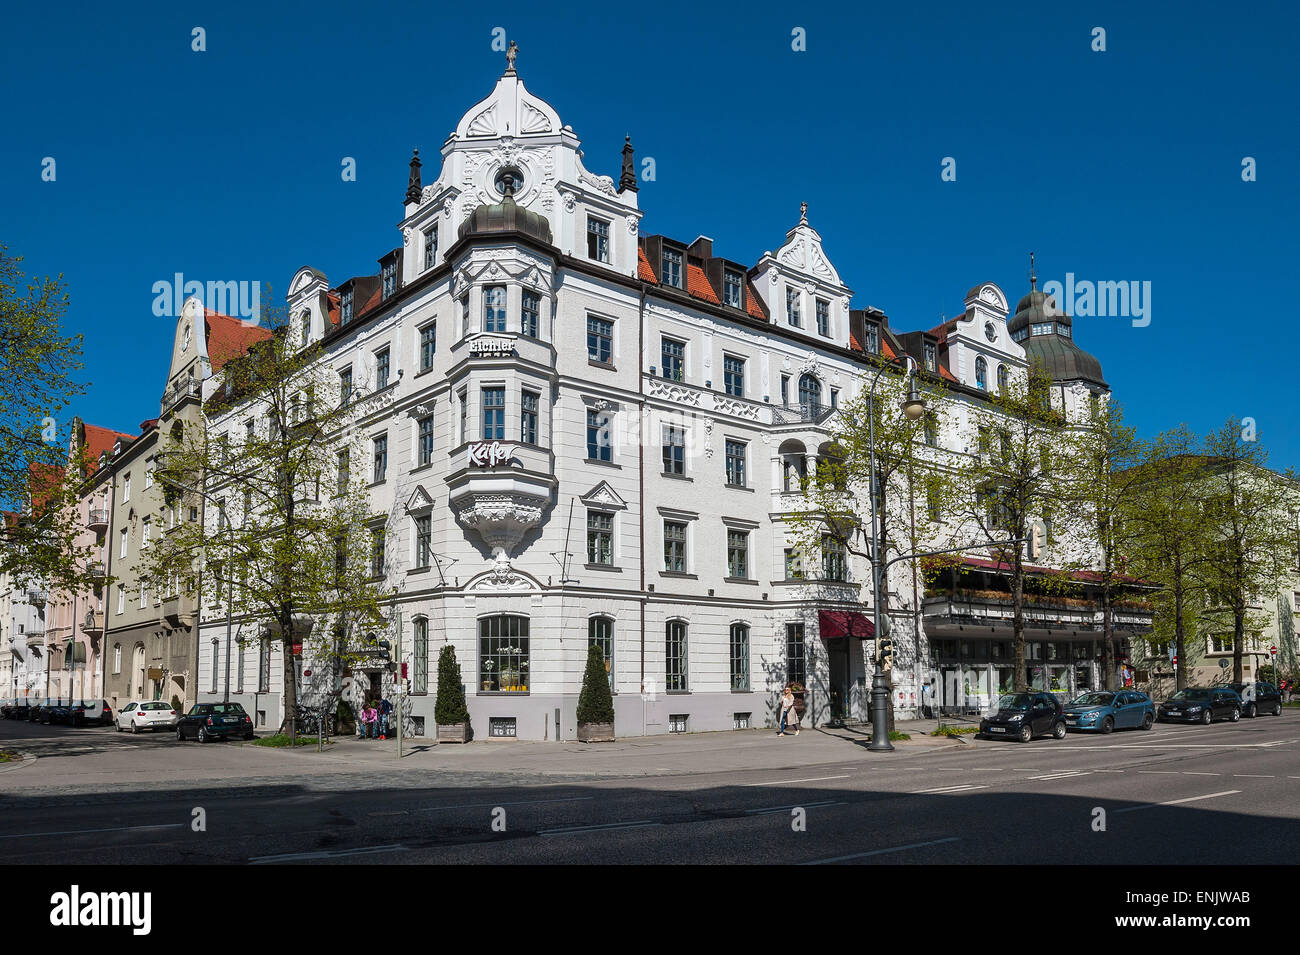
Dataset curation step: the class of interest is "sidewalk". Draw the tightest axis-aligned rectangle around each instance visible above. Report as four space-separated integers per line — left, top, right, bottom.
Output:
266 717 977 778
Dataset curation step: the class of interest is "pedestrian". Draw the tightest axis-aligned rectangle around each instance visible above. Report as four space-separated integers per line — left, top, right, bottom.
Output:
777 685 799 736
378 696 393 740
361 702 377 739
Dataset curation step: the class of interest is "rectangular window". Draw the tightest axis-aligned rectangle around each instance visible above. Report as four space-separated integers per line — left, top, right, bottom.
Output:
521 291 540 338
669 714 688 733
924 413 939 447
725 439 746 487
786 623 806 686
479 615 530 692
418 416 435 466
483 285 507 332
301 310 311 345
236 642 245 694
420 323 436 371
382 260 397 299
661 248 682 288
663 521 687 573
259 639 270 692
730 623 750 691
821 535 847 581
662 426 685 475
119 528 128 559
927 486 942 523
587 217 610 263
587 316 613 365
489 717 517 737
784 548 803 580
339 368 353 406
459 294 469 334
482 387 505 440
586 409 612 462
375 347 391 389
724 270 743 308
924 342 937 372
781 375 789 404
139 581 146 609
733 712 751 730
520 390 539 445
116 586 125 614
414 515 431 568
666 620 688 691
587 511 614 565
423 227 438 270
413 617 429 694
113 645 121 674
816 299 830 336
727 529 750 579
372 434 388 484
369 527 386 578
661 337 685 382
124 473 131 502
786 288 801 327
145 465 154 489
336 449 350 494
341 289 353 325
141 519 151 549
723 355 745 397
589 616 614 689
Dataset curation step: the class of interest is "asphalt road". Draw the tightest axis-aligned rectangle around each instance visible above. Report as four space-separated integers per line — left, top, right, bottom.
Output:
3 712 1298 864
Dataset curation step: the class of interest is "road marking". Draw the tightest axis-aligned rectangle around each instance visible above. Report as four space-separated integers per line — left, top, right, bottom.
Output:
1095 770 1125 773
538 820 663 836
745 800 845 815
1232 774 1274 778
368 796 595 817
250 844 408 864
1028 771 1091 780
909 784 988 795
1137 771 1182 775
1183 772 1220 776
741 774 851 787
801 836 960 864
1114 790 1241 814
0 823 185 841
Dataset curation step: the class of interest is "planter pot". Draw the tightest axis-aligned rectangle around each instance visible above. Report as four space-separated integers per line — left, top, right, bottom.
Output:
436 722 470 743
577 722 615 742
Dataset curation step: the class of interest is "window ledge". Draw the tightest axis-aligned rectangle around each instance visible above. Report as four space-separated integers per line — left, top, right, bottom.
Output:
367 480 387 488
585 458 620 469
407 566 430 576
588 359 616 371
665 689 691 695
414 366 435 379
476 691 531 697
725 484 754 492
659 571 698 580
584 563 622 573
410 463 433 474
724 577 758 586
661 472 692 482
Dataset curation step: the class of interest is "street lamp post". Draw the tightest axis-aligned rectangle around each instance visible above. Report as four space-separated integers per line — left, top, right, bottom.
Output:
866 356 927 753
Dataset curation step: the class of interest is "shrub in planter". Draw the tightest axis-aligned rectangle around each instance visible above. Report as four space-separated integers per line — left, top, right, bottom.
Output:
434 645 471 742
335 699 356 735
576 644 615 741
170 694 183 714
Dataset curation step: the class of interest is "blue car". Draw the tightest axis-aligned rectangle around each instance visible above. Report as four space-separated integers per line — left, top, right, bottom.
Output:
1063 690 1155 733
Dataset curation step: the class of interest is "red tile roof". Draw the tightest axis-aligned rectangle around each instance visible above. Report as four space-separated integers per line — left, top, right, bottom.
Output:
938 366 958 382
637 247 657 283
358 285 383 317
685 264 720 304
206 310 272 373
81 424 137 476
326 292 340 327
744 281 768 320
881 339 897 360
28 462 64 511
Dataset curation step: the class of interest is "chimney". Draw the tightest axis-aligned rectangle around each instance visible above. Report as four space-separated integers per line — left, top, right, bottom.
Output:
619 136 638 193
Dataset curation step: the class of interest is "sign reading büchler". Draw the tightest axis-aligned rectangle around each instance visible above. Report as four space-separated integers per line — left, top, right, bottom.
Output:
467 441 512 467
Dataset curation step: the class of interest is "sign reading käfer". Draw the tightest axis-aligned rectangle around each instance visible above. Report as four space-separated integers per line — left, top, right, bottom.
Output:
467 441 512 467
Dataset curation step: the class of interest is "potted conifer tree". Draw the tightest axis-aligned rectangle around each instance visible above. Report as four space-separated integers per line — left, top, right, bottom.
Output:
434 645 471 743
576 644 616 742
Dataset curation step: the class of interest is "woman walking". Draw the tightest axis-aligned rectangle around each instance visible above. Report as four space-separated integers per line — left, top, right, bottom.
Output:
777 685 800 736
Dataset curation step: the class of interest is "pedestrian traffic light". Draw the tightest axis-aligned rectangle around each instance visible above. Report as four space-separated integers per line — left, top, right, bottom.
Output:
879 637 894 671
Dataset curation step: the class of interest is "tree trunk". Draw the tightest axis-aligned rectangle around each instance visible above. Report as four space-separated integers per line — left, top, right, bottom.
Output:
1012 552 1026 692
1174 586 1185 692
1102 583 1114 692
1233 610 1245 683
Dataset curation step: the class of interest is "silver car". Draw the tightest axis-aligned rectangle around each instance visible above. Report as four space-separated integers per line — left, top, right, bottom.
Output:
115 700 180 733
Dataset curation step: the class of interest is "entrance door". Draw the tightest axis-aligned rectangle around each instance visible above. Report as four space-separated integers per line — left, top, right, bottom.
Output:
826 638 847 722
367 672 381 702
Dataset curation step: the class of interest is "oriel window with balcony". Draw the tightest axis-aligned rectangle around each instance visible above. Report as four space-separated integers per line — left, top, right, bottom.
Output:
821 535 847 581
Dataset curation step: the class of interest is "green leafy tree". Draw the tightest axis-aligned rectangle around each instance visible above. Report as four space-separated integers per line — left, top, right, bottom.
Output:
576 644 615 725
143 308 386 735
0 246 93 591
434 645 469 725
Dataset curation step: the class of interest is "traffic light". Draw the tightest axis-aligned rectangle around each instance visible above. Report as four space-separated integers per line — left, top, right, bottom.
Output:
879 637 894 672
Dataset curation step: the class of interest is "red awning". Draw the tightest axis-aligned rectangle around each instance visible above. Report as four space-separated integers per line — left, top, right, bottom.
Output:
818 610 875 639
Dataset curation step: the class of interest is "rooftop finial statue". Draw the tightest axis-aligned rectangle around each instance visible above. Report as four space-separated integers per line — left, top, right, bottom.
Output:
506 40 519 73
799 201 808 224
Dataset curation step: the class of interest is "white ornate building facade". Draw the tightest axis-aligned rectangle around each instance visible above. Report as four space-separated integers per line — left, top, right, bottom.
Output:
193 55 1141 737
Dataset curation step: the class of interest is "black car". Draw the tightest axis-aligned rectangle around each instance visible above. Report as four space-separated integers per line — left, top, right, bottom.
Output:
1227 682 1282 718
978 692 1067 742
176 702 255 742
32 700 58 724
1158 687 1241 724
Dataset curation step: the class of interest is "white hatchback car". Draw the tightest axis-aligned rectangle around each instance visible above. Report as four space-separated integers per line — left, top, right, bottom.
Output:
116 700 179 733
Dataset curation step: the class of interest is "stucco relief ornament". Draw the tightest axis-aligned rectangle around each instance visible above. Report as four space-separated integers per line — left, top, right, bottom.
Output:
804 281 816 294
769 269 780 287
420 184 437 204
800 351 820 376
402 227 413 247
560 191 576 212
488 261 501 276
627 215 638 236
442 198 453 219
703 417 715 458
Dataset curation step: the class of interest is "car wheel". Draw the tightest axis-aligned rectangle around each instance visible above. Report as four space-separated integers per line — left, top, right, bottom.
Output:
1052 721 1067 740
1018 724 1033 743
244 733 254 741
1272 702 1282 716
132 722 140 734
1230 707 1240 723
197 727 209 744
1245 703 1257 718
1142 713 1154 731
1100 716 1114 735
114 722 122 732
1201 709 1212 725
176 726 185 742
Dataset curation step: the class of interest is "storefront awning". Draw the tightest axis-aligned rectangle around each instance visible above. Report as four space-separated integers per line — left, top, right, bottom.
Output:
819 610 875 639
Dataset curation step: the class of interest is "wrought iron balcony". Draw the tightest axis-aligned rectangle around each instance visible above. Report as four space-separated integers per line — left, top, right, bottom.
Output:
87 508 109 532
27 589 47 607
162 377 201 410
87 561 107 582
772 401 836 426
83 611 105 633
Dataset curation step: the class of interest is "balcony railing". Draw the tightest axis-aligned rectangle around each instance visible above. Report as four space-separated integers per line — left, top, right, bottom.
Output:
87 508 109 531
772 401 835 426
162 593 196 627
87 561 107 581
162 377 201 410
25 629 46 646
27 589 47 607
83 611 105 633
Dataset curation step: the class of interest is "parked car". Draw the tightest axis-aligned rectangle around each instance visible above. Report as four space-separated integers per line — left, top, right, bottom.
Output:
116 700 178 733
45 701 76 725
978 691 1067 742
1158 687 1241 724
1227 682 1282 718
175 702 255 742
1064 690 1156 733
31 700 57 724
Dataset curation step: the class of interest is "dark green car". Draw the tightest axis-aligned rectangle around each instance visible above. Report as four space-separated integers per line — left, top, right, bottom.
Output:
175 702 255 742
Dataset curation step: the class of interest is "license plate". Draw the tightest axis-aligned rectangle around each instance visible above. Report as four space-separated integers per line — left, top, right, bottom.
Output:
989 727 1006 733
1066 718 1078 724
222 718 237 724
1168 711 1180 716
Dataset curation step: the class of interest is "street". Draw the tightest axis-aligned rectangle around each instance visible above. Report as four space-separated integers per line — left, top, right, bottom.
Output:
3 713 1298 865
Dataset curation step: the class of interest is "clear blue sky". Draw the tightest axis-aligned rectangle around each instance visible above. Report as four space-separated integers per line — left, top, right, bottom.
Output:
3 0 1297 468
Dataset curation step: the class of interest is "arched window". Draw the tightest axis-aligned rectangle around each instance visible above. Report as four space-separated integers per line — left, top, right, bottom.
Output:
974 357 988 390
798 373 821 413
996 364 1008 393
588 616 614 689
300 309 312 346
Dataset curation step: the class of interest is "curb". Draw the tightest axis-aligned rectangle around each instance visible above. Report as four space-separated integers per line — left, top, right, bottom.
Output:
0 753 36 774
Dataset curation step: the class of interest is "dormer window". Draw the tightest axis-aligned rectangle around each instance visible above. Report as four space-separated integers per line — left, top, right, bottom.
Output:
587 217 610 263
382 260 397 300
786 289 801 328
1059 323 1071 339
661 249 682 289
924 342 937 371
724 271 743 308
863 322 879 355
340 289 354 325
300 310 311 346
423 227 438 270
1032 322 1052 336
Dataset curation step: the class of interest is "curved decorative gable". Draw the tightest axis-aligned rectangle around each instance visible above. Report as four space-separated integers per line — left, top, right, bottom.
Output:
454 72 561 142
